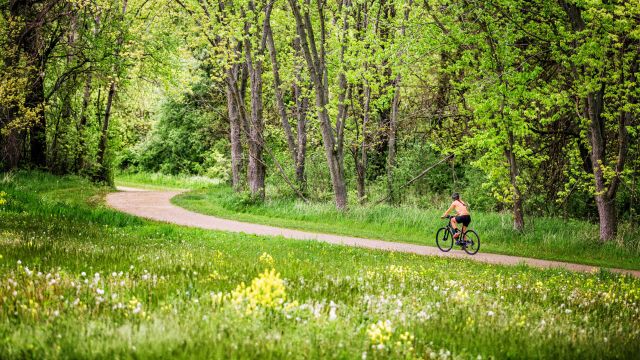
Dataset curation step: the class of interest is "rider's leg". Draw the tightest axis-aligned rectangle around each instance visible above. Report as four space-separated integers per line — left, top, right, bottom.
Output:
451 217 459 237
461 225 467 239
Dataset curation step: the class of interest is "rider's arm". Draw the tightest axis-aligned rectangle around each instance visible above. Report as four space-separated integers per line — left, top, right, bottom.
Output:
441 203 454 218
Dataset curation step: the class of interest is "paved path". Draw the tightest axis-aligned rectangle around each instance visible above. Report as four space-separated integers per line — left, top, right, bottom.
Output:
106 187 640 278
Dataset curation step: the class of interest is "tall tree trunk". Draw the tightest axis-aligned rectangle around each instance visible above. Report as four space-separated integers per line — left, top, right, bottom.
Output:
243 3 268 200
387 75 400 203
293 77 309 189
505 131 524 231
265 19 297 163
356 84 371 204
75 73 92 172
225 65 244 191
27 73 47 168
386 0 410 203
288 0 348 209
96 81 116 182
245 58 266 199
95 0 127 183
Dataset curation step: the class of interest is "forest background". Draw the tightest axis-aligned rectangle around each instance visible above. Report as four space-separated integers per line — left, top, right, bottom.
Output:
1 0 639 243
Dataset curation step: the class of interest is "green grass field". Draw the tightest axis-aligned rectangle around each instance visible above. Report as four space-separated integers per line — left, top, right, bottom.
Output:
170 185 640 271
2 171 640 359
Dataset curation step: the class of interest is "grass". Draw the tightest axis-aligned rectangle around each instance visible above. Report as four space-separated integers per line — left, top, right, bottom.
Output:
1 171 639 359
171 186 640 271
115 171 221 190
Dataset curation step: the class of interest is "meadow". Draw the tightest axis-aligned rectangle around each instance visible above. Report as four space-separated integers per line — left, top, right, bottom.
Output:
1 171 639 359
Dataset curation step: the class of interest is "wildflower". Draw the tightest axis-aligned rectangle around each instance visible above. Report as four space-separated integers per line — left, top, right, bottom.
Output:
367 320 393 349
53 310 59 317
259 252 275 268
231 268 286 313
81 272 86 277
12 290 17 297
487 311 495 317
329 301 338 321
96 288 105 295
17 260 21 265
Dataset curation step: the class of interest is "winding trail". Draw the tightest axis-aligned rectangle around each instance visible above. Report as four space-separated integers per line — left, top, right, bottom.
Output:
106 187 640 278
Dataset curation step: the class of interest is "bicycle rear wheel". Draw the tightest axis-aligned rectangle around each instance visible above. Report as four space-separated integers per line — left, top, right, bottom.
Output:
462 230 480 255
436 227 453 252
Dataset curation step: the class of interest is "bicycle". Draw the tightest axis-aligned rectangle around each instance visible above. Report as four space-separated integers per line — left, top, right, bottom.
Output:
436 215 480 255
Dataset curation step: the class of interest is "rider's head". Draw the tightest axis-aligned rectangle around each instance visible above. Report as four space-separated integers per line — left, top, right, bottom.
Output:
451 192 460 201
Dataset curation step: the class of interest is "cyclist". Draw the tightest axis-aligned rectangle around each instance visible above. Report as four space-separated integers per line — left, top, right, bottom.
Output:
440 192 471 244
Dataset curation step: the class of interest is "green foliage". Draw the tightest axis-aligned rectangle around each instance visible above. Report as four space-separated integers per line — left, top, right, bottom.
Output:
122 91 230 178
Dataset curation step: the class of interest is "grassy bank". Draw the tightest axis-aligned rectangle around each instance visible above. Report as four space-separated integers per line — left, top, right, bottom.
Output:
172 186 640 270
115 171 222 190
2 171 639 359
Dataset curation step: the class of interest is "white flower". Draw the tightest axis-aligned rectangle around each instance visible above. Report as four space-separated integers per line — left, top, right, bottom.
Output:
81 272 86 277
112 272 117 277
17 260 22 265
564 309 572 314
12 290 17 297
487 311 495 317
96 288 105 295
329 305 337 321
53 310 59 317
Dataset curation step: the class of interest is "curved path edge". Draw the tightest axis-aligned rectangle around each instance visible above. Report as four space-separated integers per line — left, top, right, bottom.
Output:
106 187 640 278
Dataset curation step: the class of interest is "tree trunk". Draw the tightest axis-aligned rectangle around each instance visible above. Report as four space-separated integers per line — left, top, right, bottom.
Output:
293 77 309 189
243 5 267 200
505 131 524 231
594 193 617 241
387 75 400 203
225 65 244 191
265 20 297 162
96 81 116 182
356 84 371 204
288 0 348 209
75 73 92 172
27 74 47 168
386 2 409 203
245 59 266 199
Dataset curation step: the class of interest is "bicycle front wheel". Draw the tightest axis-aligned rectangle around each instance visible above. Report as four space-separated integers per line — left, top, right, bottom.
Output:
462 230 480 255
436 227 453 252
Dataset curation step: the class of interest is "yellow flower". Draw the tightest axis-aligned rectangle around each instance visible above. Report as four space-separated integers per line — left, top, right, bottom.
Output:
259 252 275 268
367 320 393 348
231 268 286 313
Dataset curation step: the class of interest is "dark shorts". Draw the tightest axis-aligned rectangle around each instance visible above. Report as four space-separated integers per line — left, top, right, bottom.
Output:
455 215 471 227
